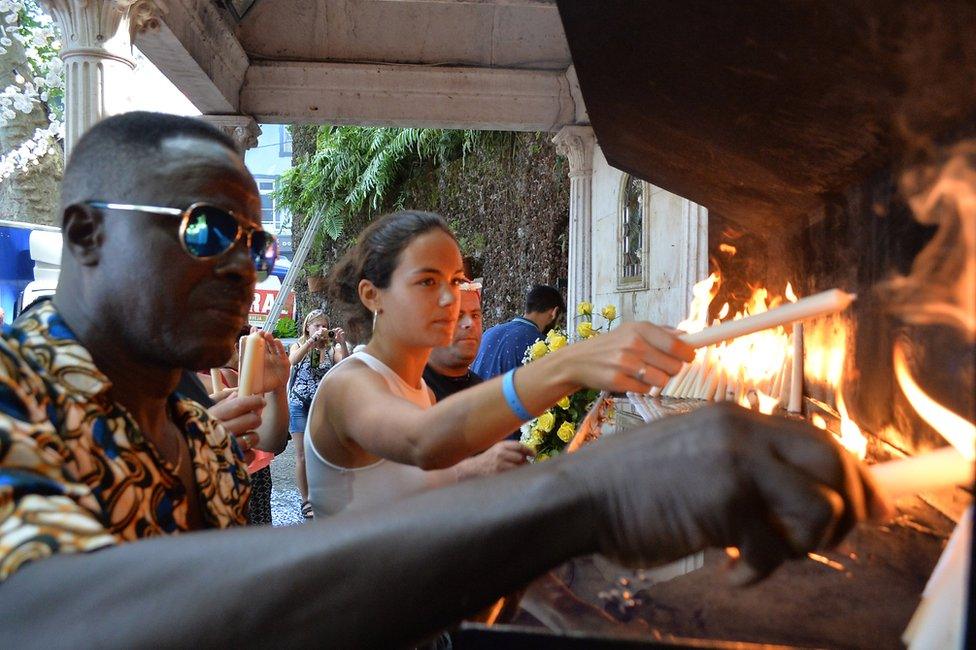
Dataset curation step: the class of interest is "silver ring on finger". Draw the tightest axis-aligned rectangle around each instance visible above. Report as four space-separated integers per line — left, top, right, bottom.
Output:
636 366 648 383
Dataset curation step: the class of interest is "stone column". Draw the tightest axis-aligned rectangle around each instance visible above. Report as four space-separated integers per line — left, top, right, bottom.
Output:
43 0 136 157
553 125 595 329
200 115 262 155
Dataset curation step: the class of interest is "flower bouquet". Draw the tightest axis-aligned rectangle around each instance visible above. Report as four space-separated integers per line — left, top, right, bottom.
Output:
519 302 619 460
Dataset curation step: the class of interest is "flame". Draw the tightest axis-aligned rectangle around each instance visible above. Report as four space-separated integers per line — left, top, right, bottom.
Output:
676 272 720 334
893 341 976 461
804 315 847 389
836 391 868 460
673 253 870 459
785 282 798 303
812 414 828 430
671 265 794 403
719 243 737 256
756 390 779 415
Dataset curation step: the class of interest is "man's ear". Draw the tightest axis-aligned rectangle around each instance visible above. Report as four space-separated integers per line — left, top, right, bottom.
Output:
548 306 560 325
62 204 105 266
358 279 381 313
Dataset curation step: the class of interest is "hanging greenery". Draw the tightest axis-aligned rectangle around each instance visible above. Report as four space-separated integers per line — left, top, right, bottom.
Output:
274 126 513 242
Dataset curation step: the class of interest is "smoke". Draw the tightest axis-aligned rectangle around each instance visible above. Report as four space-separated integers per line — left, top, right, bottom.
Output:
880 141 976 340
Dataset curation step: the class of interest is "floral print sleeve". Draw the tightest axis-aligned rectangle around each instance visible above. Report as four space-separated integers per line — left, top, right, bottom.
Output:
0 302 250 583
0 331 117 581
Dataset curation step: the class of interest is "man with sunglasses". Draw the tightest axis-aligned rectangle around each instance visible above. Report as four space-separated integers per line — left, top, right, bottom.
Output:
0 112 884 647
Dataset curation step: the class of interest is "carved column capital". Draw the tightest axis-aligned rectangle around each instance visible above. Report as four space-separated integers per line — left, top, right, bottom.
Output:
201 114 262 154
41 0 135 156
42 0 130 61
116 0 166 39
553 125 596 178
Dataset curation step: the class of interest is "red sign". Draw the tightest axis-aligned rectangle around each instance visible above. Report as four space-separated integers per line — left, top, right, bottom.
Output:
249 289 296 326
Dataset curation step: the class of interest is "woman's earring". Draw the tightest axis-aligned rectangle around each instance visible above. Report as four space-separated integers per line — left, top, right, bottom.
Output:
372 309 378 333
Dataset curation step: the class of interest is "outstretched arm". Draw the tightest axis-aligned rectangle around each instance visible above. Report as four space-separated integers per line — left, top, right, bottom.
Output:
1 452 592 648
324 322 694 470
0 404 884 648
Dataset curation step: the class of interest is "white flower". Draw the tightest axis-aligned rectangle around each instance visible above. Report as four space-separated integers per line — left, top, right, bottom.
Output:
4 12 16 24
1 37 12 47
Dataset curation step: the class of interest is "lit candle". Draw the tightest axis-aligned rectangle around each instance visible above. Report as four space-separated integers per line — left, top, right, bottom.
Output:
788 323 804 413
680 289 855 349
238 332 265 397
869 447 974 500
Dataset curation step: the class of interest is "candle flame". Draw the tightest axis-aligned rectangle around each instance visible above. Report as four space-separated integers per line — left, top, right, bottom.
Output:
719 243 737 256
785 282 798 303
893 341 976 461
836 391 868 460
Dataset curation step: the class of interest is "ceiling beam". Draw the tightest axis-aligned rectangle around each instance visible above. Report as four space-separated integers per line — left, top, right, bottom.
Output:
134 0 248 113
241 61 576 131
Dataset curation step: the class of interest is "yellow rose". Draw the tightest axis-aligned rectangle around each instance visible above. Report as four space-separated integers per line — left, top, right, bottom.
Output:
577 321 595 338
556 395 570 409
545 328 558 342
547 334 568 351
536 452 550 462
536 411 556 433
577 301 593 316
556 421 575 443
529 340 549 360
529 429 545 447
601 304 617 321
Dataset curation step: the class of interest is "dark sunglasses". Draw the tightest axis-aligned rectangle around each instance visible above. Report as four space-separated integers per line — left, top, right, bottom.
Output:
87 201 278 274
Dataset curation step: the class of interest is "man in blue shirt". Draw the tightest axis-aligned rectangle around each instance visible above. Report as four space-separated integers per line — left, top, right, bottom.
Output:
472 284 566 380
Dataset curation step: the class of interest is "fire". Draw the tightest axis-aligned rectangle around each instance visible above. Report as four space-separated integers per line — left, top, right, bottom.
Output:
719 243 737 256
836 391 868 460
669 260 869 459
893 341 976 461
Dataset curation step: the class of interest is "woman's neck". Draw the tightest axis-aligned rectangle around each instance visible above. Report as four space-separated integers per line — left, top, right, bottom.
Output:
365 336 430 389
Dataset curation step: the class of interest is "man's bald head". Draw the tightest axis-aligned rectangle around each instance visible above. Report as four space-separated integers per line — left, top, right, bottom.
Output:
60 112 239 214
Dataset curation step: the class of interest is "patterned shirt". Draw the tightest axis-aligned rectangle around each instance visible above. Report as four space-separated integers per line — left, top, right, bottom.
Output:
288 346 334 404
0 300 250 582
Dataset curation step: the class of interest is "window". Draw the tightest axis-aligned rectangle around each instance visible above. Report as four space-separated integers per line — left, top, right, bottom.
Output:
618 174 647 289
254 175 278 228
278 125 293 158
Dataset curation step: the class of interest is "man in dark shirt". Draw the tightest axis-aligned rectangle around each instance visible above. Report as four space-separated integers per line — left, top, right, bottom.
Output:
472 284 565 380
423 282 484 401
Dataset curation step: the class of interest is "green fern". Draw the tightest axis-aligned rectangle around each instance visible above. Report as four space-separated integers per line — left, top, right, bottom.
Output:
274 126 515 249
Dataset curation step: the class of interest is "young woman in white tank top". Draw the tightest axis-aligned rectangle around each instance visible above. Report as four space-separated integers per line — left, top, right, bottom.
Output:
305 211 694 518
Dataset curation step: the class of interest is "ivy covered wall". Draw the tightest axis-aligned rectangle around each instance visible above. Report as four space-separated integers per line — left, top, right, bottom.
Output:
293 129 570 341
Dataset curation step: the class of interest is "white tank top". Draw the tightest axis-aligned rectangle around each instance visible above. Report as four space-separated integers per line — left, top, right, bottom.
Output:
305 351 458 517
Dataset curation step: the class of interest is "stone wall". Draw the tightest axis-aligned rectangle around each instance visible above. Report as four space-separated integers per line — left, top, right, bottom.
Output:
296 131 570 341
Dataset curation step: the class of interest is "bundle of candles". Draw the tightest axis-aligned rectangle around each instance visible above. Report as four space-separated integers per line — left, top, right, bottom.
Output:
621 288 975 501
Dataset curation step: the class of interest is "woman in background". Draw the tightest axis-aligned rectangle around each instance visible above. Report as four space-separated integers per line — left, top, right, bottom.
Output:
289 309 348 519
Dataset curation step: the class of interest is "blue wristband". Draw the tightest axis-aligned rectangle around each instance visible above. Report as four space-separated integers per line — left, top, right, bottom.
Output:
502 368 532 422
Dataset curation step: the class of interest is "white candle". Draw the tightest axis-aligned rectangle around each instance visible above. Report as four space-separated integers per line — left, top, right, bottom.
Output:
902 508 971 650
788 323 804 413
713 368 727 401
209 368 222 391
870 447 974 500
778 356 793 408
237 332 265 397
680 289 855 349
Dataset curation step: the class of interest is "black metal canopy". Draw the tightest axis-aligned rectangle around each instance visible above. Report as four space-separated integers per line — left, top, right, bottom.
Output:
556 1 976 231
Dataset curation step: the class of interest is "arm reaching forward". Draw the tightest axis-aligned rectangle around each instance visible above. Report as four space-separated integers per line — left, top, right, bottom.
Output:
0 403 885 648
